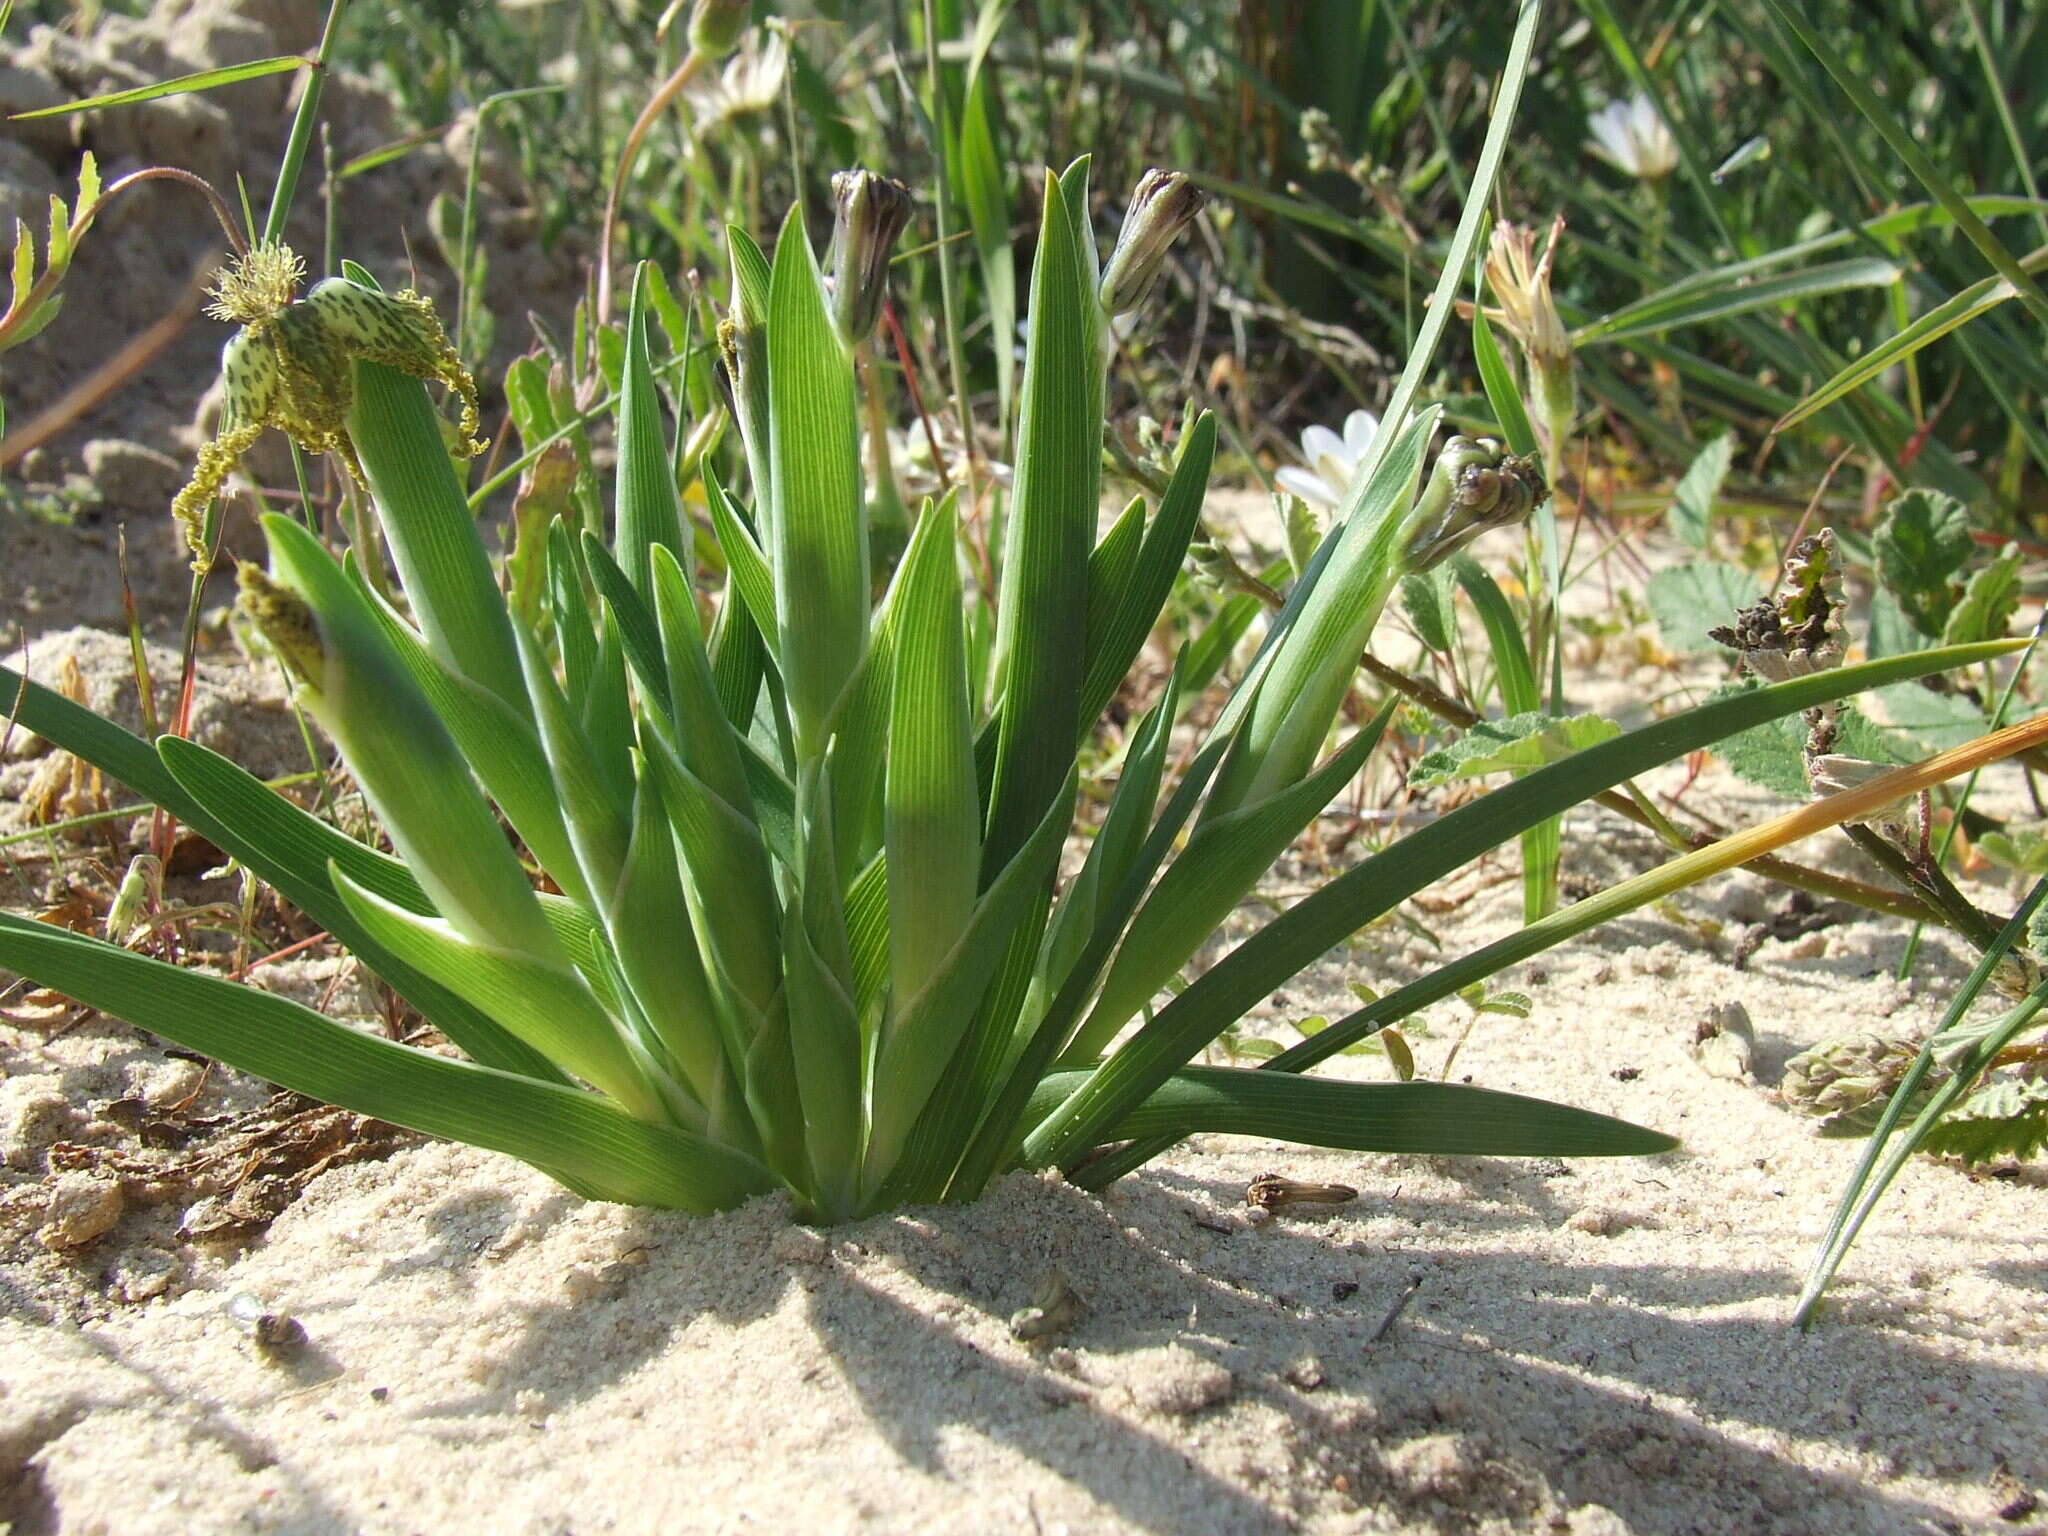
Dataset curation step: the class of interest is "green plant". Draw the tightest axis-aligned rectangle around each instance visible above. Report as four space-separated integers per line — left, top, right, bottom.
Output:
5 6 2040 1219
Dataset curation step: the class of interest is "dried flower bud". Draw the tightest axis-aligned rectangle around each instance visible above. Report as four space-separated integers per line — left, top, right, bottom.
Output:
1482 218 1574 466
827 169 914 345
687 0 752 59
1403 435 1546 572
1710 531 1847 684
1100 169 1205 317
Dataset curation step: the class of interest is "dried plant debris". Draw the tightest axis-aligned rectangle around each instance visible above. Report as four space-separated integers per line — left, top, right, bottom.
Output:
38 1091 412 1244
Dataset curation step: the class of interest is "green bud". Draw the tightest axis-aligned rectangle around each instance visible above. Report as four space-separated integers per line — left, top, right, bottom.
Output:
688 0 752 59
1402 435 1545 572
827 169 914 345
236 563 329 691
1781 1033 1933 1121
1099 169 1205 316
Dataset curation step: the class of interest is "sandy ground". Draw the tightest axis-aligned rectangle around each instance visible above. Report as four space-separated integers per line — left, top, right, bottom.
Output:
3 508 2048 1534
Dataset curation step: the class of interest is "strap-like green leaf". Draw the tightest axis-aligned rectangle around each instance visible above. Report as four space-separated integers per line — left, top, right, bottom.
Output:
156 734 560 1082
886 494 981 1014
0 913 768 1211
1080 414 1216 727
331 870 676 1124
348 361 529 716
1069 702 1393 1063
984 168 1097 872
766 205 868 763
1025 637 2026 1168
1027 1067 1674 1158
613 266 691 596
1206 409 1435 819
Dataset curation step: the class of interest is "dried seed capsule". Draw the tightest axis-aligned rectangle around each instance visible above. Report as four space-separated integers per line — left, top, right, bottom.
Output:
225 1291 308 1357
1008 1269 1084 1342
1245 1173 1360 1212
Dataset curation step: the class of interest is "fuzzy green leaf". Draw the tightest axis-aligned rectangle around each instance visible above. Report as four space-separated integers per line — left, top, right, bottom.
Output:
1409 711 1622 787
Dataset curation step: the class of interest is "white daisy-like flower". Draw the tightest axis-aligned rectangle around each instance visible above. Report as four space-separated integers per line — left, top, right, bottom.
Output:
1585 93 1679 181
872 416 1013 499
1274 407 1379 510
687 30 788 128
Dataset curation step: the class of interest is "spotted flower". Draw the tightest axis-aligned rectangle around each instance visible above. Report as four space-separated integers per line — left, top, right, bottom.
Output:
1585 93 1679 181
1275 407 1379 511
172 241 482 559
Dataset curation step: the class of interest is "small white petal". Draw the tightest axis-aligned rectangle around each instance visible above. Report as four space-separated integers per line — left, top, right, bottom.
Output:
1276 466 1340 509
1341 409 1380 458
1299 424 1345 467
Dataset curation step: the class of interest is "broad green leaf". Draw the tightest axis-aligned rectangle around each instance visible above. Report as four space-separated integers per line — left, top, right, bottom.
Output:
1080 413 1217 728
1209 409 1435 819
1875 489 1973 638
0 914 771 1211
1071 705 1392 1062
155 735 561 1082
1871 680 1986 754
1942 544 2022 647
1409 711 1622 787
1710 691 1899 798
704 464 780 672
1646 560 1763 653
349 362 530 716
783 787 864 1216
865 768 1074 1196
985 164 1097 871
1919 1078 2048 1163
263 515 556 958
331 871 673 1124
1667 433 1734 550
353 561 590 907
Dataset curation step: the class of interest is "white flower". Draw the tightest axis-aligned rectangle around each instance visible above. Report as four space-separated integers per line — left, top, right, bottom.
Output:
1585 93 1678 181
872 416 1012 499
1275 407 1379 510
687 30 787 128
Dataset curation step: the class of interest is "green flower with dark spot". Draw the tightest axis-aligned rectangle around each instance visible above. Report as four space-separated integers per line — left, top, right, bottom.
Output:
173 242 483 559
